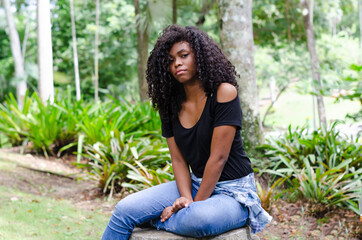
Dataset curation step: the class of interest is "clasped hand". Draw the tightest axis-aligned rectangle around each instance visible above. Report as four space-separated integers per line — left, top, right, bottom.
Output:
160 197 193 222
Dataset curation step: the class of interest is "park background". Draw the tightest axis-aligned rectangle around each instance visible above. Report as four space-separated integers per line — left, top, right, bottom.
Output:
0 0 361 239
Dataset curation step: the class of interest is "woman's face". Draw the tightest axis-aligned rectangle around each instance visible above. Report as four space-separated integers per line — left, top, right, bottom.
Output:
168 41 198 85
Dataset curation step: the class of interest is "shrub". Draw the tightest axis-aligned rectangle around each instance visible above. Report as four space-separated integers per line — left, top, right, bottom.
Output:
257 123 362 214
77 130 171 196
0 93 32 146
257 123 361 173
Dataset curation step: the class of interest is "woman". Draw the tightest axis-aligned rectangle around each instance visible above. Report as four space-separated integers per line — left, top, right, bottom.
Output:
102 25 271 240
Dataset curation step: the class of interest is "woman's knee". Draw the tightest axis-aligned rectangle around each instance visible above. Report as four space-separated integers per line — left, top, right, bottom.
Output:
174 206 219 237
172 197 249 238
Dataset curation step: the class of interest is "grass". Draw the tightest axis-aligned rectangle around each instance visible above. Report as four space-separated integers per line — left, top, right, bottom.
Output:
260 88 360 128
0 186 110 240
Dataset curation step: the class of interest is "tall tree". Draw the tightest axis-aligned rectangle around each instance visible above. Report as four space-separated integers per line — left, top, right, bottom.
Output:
359 0 362 63
172 0 177 24
301 0 327 127
70 0 81 101
37 0 54 103
3 0 27 109
133 0 149 101
196 0 217 26
94 0 100 102
218 0 263 155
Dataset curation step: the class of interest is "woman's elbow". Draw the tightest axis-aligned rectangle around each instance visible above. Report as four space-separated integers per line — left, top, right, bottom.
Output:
213 154 229 167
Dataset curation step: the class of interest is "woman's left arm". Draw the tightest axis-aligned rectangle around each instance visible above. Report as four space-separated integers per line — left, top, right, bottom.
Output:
194 83 238 202
193 125 236 201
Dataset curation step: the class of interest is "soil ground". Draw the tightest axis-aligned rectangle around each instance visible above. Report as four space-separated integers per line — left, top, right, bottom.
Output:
0 149 361 240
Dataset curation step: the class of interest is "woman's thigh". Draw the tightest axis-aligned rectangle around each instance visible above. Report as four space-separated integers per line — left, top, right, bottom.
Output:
152 193 248 238
103 181 180 238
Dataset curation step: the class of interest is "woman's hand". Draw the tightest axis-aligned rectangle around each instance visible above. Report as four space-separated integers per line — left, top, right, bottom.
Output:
160 197 193 222
160 206 174 222
172 196 193 211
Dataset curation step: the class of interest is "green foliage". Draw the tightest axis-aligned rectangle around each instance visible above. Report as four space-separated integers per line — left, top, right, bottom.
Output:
321 64 362 121
51 0 138 101
257 123 361 172
0 93 32 146
256 177 286 212
123 164 174 192
257 123 362 213
78 129 171 196
252 0 358 45
255 43 309 88
278 155 361 211
26 95 78 157
0 91 172 195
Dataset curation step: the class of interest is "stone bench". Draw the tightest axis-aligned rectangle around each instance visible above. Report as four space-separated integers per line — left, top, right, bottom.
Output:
130 227 258 240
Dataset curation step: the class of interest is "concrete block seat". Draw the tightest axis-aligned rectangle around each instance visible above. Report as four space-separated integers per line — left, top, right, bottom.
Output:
130 226 258 240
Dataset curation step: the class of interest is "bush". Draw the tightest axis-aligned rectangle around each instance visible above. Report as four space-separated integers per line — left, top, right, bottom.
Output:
0 92 174 195
257 123 361 172
77 129 171 196
256 123 362 214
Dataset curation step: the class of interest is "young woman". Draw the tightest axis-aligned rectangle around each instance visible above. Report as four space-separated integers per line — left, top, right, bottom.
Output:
102 25 271 240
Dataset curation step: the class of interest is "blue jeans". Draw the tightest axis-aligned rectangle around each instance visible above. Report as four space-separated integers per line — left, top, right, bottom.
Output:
101 179 249 240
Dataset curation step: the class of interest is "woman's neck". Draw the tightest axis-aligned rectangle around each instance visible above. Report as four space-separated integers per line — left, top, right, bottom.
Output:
183 81 206 102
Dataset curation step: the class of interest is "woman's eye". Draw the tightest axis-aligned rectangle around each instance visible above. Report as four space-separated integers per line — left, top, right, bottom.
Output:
169 58 174 63
181 54 188 58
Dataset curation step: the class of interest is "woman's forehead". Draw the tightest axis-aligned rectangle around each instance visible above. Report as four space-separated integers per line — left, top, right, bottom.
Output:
169 41 191 55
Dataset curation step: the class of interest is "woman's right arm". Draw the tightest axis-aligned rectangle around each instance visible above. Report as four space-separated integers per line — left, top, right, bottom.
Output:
166 137 192 200
160 137 193 222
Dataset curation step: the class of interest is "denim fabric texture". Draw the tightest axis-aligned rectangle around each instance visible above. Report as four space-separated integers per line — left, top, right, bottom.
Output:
191 173 272 234
101 173 270 240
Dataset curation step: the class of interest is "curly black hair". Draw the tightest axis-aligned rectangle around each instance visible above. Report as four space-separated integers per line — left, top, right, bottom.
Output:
146 25 238 125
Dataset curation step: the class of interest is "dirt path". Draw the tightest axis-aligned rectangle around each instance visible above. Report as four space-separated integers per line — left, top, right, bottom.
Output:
0 149 117 214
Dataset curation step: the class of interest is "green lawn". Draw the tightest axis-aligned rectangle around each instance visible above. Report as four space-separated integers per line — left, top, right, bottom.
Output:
0 186 110 240
260 88 360 128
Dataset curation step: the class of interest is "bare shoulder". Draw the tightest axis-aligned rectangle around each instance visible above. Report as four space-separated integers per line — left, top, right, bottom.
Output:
216 83 237 103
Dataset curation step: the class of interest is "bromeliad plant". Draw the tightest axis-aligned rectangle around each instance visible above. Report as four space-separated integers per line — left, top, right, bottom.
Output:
256 123 362 214
256 177 286 212
122 164 174 192
276 156 362 215
25 94 79 157
0 93 32 146
257 123 361 174
77 97 162 147
77 129 171 197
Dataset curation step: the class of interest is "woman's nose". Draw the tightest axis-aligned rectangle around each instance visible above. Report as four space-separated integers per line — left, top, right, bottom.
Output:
174 57 182 67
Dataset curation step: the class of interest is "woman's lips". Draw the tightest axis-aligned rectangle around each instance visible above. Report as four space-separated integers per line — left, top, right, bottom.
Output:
176 69 186 75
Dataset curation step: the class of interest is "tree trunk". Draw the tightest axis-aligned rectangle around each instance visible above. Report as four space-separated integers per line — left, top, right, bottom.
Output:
3 0 27 109
285 0 292 42
172 0 177 24
94 0 100 102
218 0 263 156
359 0 362 63
197 0 217 26
70 0 81 101
37 0 54 104
301 0 327 127
133 0 149 101
22 11 30 62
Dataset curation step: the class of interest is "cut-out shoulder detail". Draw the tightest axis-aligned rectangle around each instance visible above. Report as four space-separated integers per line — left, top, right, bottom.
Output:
217 83 237 103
